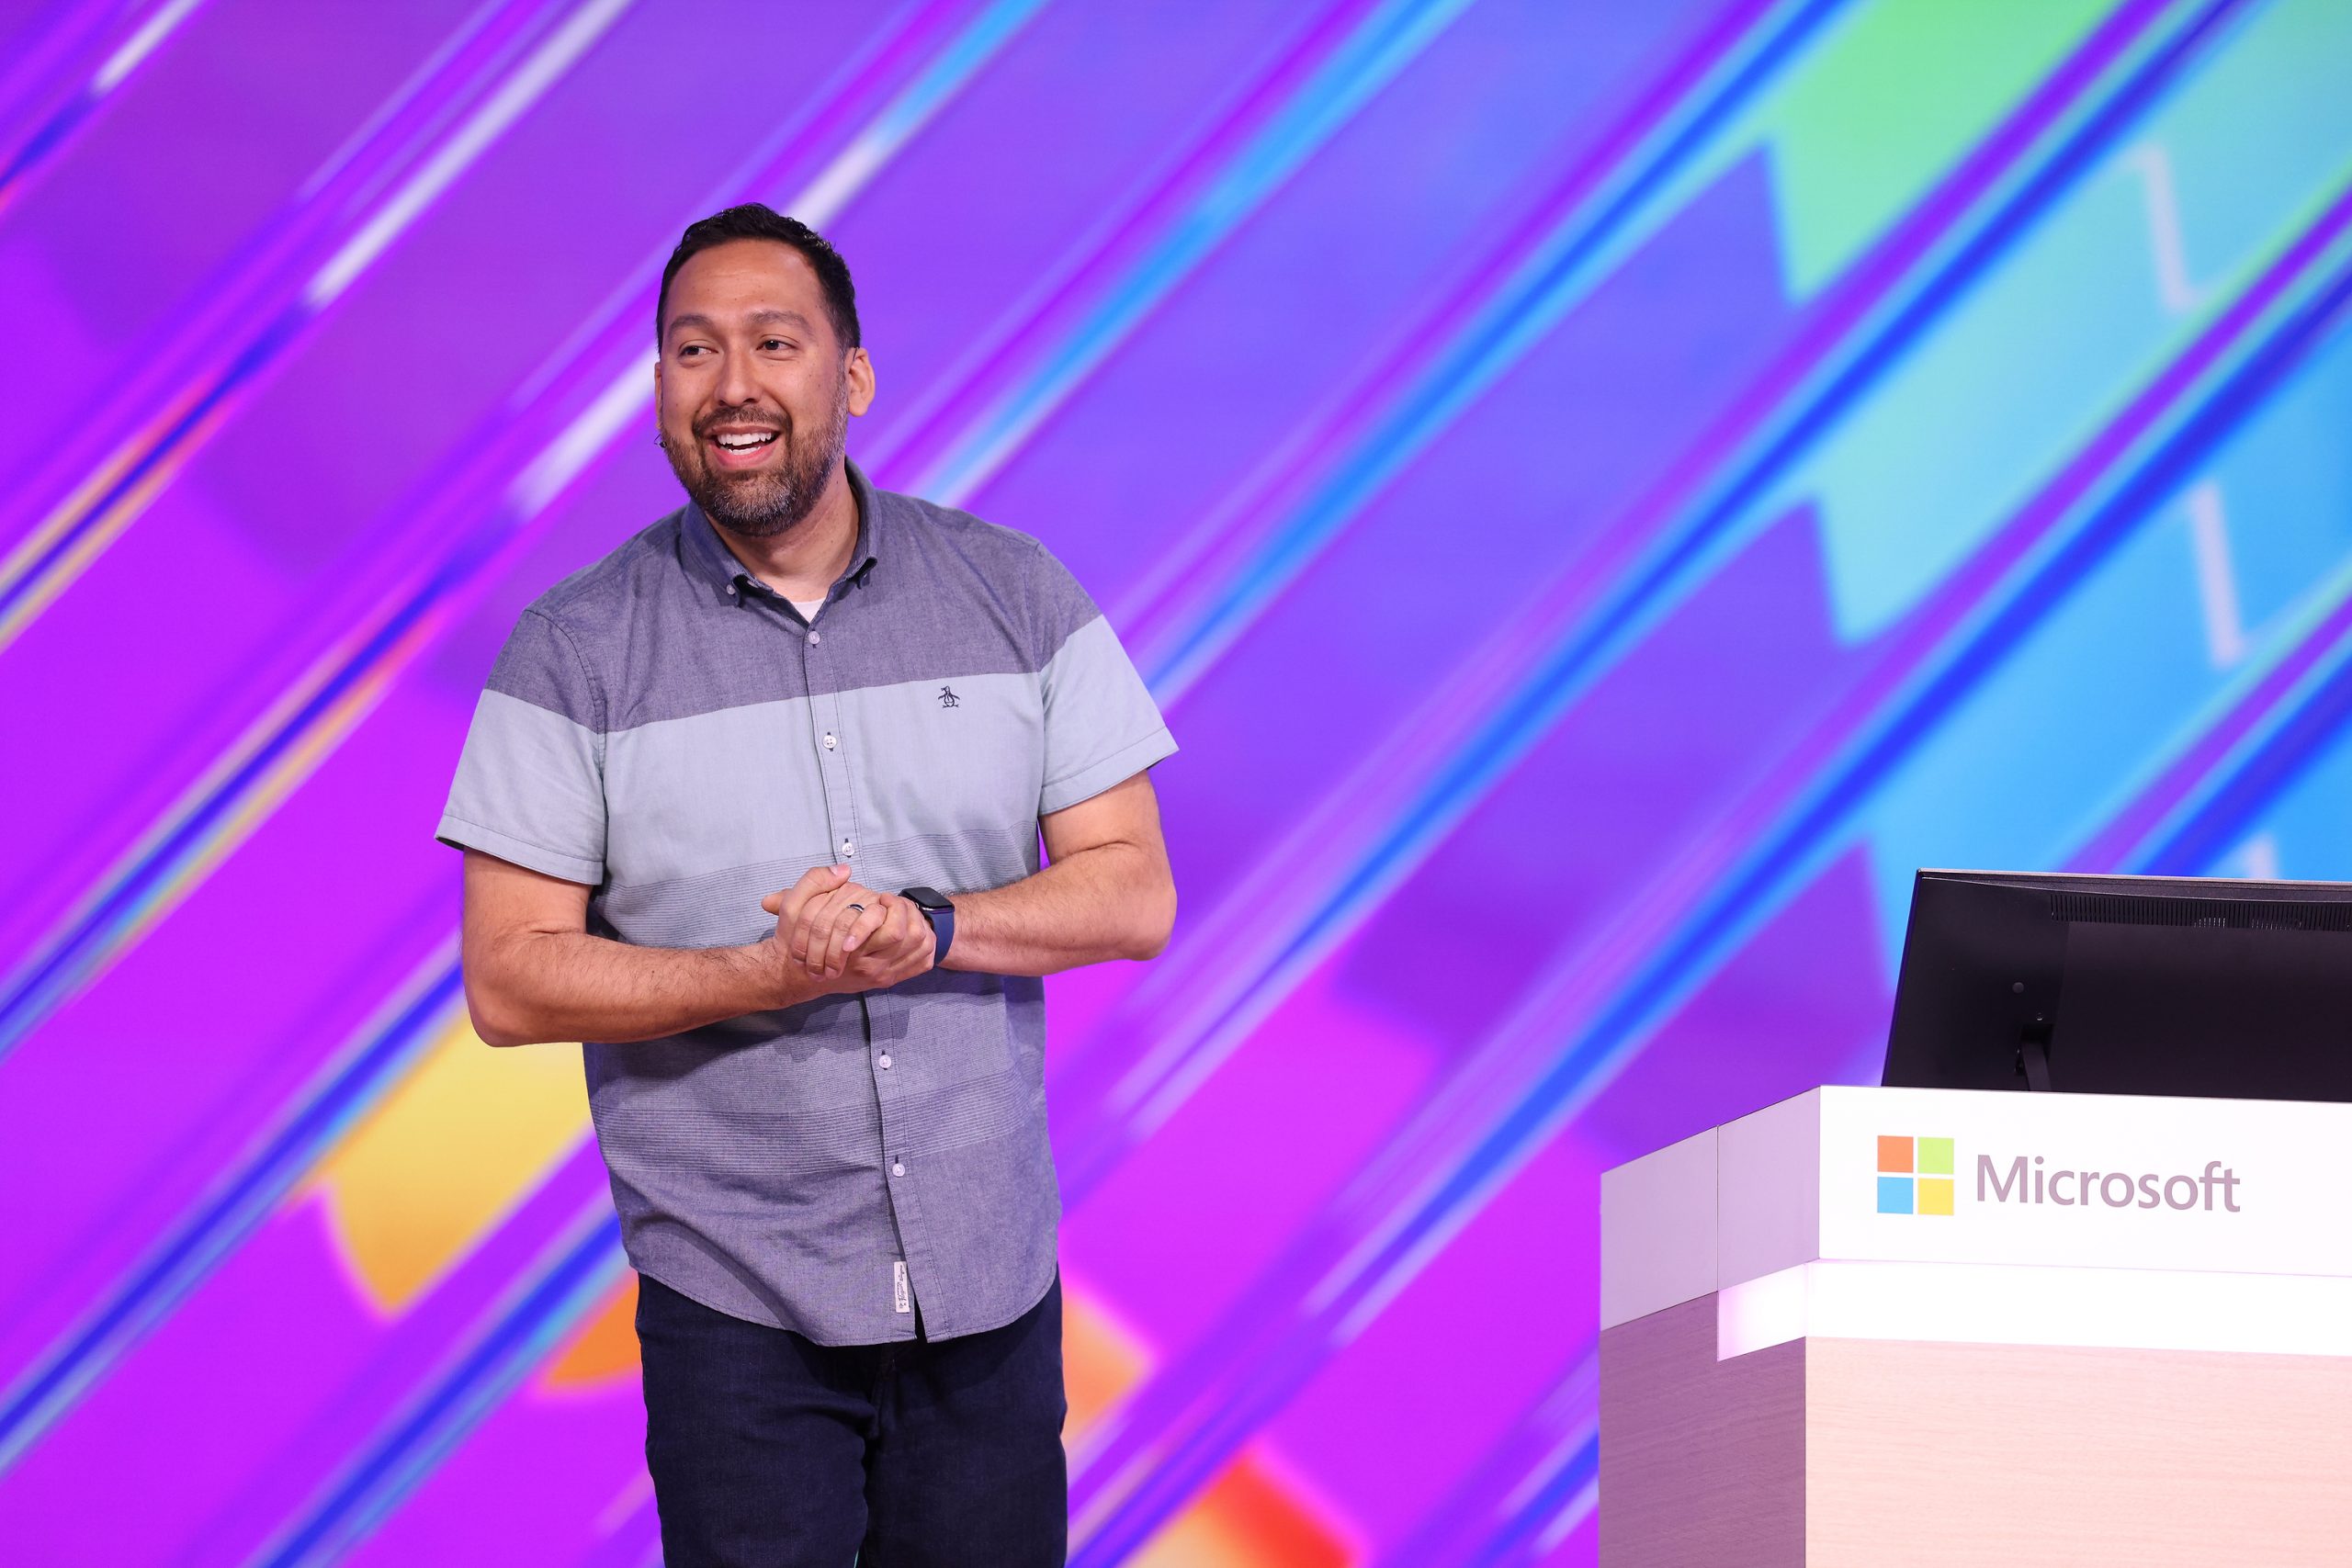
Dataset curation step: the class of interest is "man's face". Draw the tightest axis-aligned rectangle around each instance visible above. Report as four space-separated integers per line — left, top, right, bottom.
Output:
655 239 874 537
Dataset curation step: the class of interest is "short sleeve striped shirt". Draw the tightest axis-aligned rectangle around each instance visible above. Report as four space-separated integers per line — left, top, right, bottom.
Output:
435 459 1176 1344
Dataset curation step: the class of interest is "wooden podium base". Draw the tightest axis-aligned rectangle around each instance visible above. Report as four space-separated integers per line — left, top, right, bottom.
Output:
1599 1294 2352 1567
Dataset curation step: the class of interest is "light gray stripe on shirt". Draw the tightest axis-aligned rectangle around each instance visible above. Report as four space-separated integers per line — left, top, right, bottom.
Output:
1039 615 1178 813
437 689 606 885
599 676 1049 890
602 697 826 887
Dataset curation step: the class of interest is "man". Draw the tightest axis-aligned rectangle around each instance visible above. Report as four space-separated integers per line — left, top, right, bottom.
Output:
435 203 1178 1566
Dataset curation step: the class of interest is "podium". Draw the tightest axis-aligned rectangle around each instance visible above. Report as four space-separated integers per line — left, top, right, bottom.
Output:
1599 1086 2352 1566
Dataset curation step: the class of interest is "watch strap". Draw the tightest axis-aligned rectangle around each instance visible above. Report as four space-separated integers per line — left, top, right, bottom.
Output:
899 886 955 964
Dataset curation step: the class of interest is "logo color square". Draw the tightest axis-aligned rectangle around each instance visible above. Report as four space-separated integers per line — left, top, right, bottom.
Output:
1874 1135 1953 1216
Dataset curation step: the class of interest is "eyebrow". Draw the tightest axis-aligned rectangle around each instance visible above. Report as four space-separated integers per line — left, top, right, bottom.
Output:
664 308 816 342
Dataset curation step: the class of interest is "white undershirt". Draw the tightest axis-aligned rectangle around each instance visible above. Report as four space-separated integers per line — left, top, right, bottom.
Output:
789 598 825 623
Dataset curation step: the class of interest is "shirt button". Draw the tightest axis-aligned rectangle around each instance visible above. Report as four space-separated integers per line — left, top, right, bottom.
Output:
841 840 854 858
891 1162 905 1177
808 630 821 645
823 733 836 750
878 1054 892 1069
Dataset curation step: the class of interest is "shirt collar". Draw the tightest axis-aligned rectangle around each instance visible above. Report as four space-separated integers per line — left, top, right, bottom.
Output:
683 457 884 603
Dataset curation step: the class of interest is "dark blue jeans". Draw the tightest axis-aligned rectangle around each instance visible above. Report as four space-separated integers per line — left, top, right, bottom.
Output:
635 1270 1068 1566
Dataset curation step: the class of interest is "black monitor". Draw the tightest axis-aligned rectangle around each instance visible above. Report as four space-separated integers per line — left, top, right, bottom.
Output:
1880 869 2352 1102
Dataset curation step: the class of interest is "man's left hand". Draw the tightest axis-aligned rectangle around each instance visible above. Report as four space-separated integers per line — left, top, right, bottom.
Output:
763 872 933 983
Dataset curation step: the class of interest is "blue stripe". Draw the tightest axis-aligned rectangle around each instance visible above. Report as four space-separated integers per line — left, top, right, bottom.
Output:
249 1214 625 1568
1058 0 2247 1208
0 496 459 1065
1467 1429 1600 1567
0 307 303 628
1143 0 1856 694
0 89 98 197
1068 228 2352 1568
916 0 1480 501
0 964 462 1475
2134 626 2352 873
1371 249 2352 1316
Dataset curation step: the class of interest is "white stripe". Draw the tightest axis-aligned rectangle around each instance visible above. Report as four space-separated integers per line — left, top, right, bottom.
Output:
93 0 206 94
513 360 648 514
504 115 892 513
306 0 633 308
503 0 1041 514
594 1469 652 1535
2232 830 2283 882
298 0 514 200
794 134 891 230
1501 1424 1596 1516
2184 479 2246 667
2127 141 2203 313
1532 1477 1600 1553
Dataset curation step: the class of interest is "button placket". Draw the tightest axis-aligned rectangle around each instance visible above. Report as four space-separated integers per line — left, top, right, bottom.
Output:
804 637 861 882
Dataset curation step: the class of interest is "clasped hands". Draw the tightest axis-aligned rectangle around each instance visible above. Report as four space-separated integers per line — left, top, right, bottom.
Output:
758 863 935 1000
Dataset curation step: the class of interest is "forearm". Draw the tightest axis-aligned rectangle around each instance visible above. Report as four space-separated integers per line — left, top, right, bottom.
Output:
468 929 808 1046
944 840 1175 976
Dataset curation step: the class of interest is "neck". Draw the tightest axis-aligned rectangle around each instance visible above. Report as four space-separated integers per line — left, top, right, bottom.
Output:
709 461 860 600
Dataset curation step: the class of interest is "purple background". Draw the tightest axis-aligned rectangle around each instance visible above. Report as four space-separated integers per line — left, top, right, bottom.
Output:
5 0 2352 1562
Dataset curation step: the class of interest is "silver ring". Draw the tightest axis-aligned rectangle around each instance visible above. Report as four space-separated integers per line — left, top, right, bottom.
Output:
846 902 866 913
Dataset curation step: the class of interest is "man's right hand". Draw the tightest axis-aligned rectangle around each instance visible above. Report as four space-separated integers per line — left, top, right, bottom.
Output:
758 865 936 1002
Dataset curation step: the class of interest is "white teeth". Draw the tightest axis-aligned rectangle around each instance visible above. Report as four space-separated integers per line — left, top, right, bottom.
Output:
714 432 776 450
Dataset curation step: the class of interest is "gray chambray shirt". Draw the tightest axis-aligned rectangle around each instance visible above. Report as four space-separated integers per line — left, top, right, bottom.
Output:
435 459 1176 1344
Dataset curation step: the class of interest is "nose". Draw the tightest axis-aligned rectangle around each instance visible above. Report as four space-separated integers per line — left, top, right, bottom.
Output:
714 344 762 412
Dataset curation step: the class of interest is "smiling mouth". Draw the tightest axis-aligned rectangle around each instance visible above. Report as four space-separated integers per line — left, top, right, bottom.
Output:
708 430 780 452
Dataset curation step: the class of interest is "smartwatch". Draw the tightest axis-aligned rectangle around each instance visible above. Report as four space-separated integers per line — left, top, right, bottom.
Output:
899 886 956 964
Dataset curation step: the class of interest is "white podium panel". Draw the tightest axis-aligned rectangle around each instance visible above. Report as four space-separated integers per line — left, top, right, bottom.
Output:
1599 1087 2352 1568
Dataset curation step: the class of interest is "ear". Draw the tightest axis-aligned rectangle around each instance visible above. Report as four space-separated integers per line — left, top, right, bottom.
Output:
845 346 876 418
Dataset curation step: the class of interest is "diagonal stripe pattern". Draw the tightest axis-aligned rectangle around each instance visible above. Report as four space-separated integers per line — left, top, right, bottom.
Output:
6 2 2352 1562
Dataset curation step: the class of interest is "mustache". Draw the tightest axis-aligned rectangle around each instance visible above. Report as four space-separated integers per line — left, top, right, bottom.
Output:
693 407 788 440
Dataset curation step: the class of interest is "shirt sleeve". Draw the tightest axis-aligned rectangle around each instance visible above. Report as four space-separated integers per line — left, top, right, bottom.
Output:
1029 543 1178 817
434 607 608 886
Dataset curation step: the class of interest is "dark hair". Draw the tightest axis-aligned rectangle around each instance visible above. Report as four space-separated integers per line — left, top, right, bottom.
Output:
657 203 861 351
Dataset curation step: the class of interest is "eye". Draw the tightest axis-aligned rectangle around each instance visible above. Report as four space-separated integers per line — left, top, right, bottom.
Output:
760 337 788 351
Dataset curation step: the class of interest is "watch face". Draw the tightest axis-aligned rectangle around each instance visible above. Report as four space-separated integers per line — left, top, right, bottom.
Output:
900 886 948 909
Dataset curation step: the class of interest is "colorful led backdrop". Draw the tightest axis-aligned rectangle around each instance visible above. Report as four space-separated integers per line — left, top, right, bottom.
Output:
3 0 2350 1562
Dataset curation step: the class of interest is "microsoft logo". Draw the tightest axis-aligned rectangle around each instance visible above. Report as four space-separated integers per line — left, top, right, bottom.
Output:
1877 1135 1954 1215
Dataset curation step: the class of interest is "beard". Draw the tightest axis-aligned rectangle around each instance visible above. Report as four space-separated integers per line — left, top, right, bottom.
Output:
665 370 851 539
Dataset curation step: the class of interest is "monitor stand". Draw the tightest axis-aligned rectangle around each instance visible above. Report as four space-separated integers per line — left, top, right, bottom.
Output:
2018 1026 2053 1092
